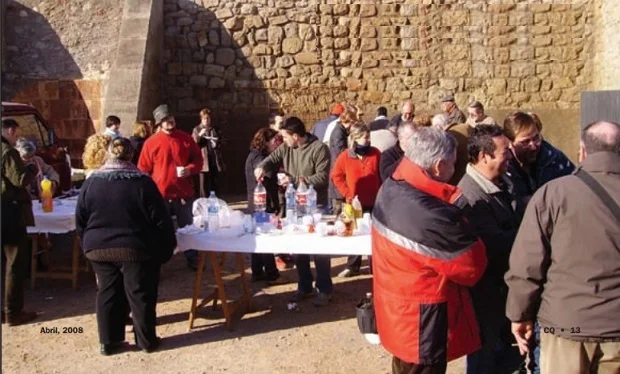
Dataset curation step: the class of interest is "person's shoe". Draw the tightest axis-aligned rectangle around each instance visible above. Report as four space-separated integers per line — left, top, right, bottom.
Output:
312 292 332 307
6 311 37 326
289 290 314 302
142 337 162 353
338 268 360 278
100 342 123 356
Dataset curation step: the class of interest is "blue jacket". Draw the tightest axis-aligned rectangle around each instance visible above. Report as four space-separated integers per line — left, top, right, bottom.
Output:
310 115 338 142
507 140 575 215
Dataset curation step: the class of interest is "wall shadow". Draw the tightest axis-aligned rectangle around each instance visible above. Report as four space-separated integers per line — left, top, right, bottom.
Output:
163 0 280 195
1 1 99 164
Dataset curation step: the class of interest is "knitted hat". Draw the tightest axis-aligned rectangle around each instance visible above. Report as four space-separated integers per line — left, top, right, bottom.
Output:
331 103 346 116
153 104 172 125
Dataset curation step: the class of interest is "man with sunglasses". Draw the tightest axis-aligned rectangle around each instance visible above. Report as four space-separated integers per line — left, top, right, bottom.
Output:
502 111 574 373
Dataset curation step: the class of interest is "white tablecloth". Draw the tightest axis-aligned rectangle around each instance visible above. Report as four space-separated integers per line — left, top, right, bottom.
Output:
27 200 77 234
176 230 372 256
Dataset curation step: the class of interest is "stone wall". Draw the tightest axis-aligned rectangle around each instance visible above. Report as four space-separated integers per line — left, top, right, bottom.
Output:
593 0 620 90
163 0 595 191
1 0 122 162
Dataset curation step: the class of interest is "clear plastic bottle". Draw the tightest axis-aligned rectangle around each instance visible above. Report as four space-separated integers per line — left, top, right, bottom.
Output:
285 183 296 223
253 178 267 213
306 184 317 215
41 176 54 213
207 190 220 232
295 177 308 217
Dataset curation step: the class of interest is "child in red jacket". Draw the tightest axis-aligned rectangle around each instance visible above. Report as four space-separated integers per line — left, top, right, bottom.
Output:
330 123 381 277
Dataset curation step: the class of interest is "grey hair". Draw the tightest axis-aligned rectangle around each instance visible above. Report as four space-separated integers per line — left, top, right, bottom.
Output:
405 127 457 171
14 137 36 158
431 114 448 130
396 120 416 137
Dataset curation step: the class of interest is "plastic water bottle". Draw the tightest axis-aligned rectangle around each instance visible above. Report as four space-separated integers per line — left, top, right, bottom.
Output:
207 191 220 232
295 177 308 217
306 185 317 214
253 179 267 213
40 176 54 212
285 183 296 223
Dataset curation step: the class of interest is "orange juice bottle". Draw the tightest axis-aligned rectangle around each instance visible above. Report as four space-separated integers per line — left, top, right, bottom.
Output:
41 177 54 213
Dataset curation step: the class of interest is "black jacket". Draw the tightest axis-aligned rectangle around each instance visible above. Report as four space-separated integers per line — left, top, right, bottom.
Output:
369 117 390 132
129 136 146 165
379 143 405 182
76 165 177 263
458 166 522 306
245 150 280 214
328 122 348 200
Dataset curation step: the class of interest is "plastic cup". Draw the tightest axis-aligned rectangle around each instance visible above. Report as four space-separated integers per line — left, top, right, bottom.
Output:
176 166 184 178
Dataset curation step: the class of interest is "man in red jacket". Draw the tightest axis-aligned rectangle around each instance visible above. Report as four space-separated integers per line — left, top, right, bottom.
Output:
138 104 203 269
372 127 487 374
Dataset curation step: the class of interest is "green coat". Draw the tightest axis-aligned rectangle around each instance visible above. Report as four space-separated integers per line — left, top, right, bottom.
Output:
2 136 35 229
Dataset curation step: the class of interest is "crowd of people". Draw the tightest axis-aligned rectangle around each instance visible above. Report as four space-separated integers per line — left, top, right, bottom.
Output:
2 96 619 373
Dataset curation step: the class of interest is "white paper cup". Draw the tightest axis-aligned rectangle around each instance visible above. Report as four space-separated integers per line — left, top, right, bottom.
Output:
176 166 184 178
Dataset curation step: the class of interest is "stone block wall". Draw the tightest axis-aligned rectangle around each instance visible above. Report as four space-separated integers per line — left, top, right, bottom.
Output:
163 0 596 191
10 80 102 160
1 0 122 163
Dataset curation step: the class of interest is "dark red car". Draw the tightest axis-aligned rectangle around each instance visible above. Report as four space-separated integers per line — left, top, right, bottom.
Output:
2 102 72 194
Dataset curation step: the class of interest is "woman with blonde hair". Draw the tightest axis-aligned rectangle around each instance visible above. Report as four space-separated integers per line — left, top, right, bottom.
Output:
82 134 112 178
129 122 151 165
330 123 381 277
76 137 175 355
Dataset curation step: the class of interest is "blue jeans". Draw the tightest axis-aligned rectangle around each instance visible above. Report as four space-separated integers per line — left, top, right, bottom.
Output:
165 198 197 265
467 295 524 374
295 255 333 294
528 322 541 374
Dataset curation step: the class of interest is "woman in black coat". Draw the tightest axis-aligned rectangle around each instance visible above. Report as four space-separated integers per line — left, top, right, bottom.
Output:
244 127 281 282
76 137 176 355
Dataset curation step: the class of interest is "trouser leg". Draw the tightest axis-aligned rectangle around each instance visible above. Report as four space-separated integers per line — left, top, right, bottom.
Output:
313 255 333 294
345 256 362 272
174 199 198 265
122 260 160 350
295 254 313 293
3 228 28 316
90 261 126 344
392 356 447 374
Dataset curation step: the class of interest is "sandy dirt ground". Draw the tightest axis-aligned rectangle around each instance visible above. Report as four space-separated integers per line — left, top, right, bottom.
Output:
2 250 466 374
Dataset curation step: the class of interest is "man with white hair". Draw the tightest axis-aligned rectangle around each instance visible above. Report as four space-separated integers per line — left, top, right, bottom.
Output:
14 138 60 200
372 127 487 374
388 100 415 130
506 121 620 373
379 121 416 181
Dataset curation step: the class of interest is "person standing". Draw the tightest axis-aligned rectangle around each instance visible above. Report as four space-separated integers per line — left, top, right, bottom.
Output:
129 122 151 165
328 108 359 215
76 137 176 355
331 124 381 278
388 100 415 130
268 111 285 131
138 104 203 270
245 128 281 282
458 125 524 373
505 121 620 374
191 108 225 197
1 119 38 326
103 115 121 139
254 117 332 307
440 95 467 127
379 120 417 182
466 101 498 128
372 127 487 374
311 103 345 142
368 106 390 131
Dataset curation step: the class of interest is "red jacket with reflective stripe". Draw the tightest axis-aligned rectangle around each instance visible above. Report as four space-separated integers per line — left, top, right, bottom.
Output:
371 158 487 364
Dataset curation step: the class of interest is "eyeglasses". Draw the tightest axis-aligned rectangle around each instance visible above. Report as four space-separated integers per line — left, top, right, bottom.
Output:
514 133 542 147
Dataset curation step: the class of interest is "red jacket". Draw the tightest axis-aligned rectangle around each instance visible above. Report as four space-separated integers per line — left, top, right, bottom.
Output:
371 159 487 364
138 130 203 200
330 147 381 208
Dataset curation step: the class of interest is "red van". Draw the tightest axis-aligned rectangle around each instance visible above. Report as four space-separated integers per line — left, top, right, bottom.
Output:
1 102 72 194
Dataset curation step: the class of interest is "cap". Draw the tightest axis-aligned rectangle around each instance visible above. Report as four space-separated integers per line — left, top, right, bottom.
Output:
153 104 172 125
441 94 455 103
331 103 345 116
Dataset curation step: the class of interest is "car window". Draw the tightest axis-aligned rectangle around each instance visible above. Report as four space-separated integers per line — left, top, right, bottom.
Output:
2 114 46 147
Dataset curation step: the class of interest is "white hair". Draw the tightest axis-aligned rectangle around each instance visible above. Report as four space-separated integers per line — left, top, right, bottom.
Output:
14 137 36 158
431 114 448 130
405 127 456 171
